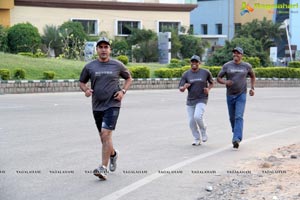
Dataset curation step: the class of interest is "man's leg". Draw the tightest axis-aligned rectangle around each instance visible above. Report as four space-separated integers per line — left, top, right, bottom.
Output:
194 103 207 142
233 93 246 142
187 105 200 145
226 95 236 135
100 128 114 167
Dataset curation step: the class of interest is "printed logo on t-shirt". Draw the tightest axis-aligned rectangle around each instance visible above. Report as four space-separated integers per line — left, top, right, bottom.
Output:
229 69 245 73
189 78 203 83
95 71 113 76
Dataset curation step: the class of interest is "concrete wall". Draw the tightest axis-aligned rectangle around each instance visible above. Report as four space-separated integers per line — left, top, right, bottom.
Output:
1 78 300 94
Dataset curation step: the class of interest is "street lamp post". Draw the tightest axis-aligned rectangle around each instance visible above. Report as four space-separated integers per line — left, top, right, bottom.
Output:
283 19 293 62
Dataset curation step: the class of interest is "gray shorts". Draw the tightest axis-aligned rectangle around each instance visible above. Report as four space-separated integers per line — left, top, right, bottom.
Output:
93 107 120 131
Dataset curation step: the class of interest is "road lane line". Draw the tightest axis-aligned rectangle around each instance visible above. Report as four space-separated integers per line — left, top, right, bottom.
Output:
99 125 300 200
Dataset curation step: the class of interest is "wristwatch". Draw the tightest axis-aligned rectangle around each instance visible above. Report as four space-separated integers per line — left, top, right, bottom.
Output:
122 89 126 94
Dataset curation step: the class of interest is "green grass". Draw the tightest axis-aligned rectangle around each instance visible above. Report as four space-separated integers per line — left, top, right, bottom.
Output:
0 52 167 80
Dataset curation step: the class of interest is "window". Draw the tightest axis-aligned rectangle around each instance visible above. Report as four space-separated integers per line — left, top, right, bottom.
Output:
201 24 207 35
158 21 180 33
216 24 222 34
117 20 141 36
71 19 98 35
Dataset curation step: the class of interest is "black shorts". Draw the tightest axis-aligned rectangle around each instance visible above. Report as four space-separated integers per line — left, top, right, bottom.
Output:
93 107 120 131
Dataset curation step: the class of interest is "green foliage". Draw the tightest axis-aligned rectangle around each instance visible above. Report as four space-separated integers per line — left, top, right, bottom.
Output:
170 58 180 64
111 39 129 57
43 71 56 80
127 29 157 46
117 55 129 65
154 68 173 78
128 66 150 78
0 25 8 52
254 67 300 78
243 56 261 68
127 29 158 62
288 61 300 68
18 49 46 58
42 25 62 57
154 66 189 78
179 35 209 59
0 69 10 80
132 40 158 62
168 59 189 68
58 21 87 60
13 68 26 79
235 17 283 51
203 66 222 77
7 23 41 53
206 37 270 67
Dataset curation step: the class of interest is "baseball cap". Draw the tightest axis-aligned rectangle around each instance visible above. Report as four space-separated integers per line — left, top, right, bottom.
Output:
96 37 111 46
190 55 201 62
232 47 244 54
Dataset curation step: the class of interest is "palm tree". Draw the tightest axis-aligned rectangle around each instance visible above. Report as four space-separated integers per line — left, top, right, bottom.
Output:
235 17 284 52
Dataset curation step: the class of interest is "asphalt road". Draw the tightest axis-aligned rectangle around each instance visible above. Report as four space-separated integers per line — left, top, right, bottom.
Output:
1 88 300 200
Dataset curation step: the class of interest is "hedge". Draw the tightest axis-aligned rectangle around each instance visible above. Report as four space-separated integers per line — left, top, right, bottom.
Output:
154 66 300 78
128 66 150 78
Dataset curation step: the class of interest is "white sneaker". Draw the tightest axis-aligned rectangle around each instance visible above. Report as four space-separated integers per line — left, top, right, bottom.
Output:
202 133 208 142
192 140 201 146
201 127 208 142
93 165 108 180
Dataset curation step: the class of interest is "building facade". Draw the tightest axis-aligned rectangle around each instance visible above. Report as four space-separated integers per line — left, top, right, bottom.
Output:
1 0 197 38
190 0 300 60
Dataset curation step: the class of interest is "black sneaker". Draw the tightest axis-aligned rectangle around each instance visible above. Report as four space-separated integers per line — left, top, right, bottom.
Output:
233 141 239 149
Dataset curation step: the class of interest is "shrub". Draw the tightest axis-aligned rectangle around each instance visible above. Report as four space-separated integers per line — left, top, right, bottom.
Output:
43 71 56 79
168 59 189 68
170 58 180 64
0 69 10 80
288 61 300 68
254 67 300 78
7 23 41 53
117 55 129 65
18 52 34 57
128 66 150 78
243 56 261 68
203 66 222 77
58 21 87 60
13 68 26 79
154 68 173 78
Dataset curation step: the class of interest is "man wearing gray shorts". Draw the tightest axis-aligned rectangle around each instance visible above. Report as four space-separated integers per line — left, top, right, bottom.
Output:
79 37 132 180
179 55 214 146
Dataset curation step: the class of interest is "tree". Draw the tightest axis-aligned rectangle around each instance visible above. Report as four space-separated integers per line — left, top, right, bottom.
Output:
179 35 209 59
7 23 41 53
127 29 158 62
206 37 270 67
58 21 87 60
0 25 8 52
235 17 283 51
42 25 62 57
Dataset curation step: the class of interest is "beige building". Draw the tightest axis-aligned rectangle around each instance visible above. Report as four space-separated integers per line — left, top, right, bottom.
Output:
1 0 197 38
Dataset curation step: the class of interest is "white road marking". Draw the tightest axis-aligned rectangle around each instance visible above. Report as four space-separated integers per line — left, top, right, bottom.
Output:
99 125 300 200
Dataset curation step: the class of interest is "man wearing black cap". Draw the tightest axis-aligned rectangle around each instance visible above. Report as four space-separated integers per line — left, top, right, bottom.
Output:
179 55 214 146
79 37 132 180
217 47 256 149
